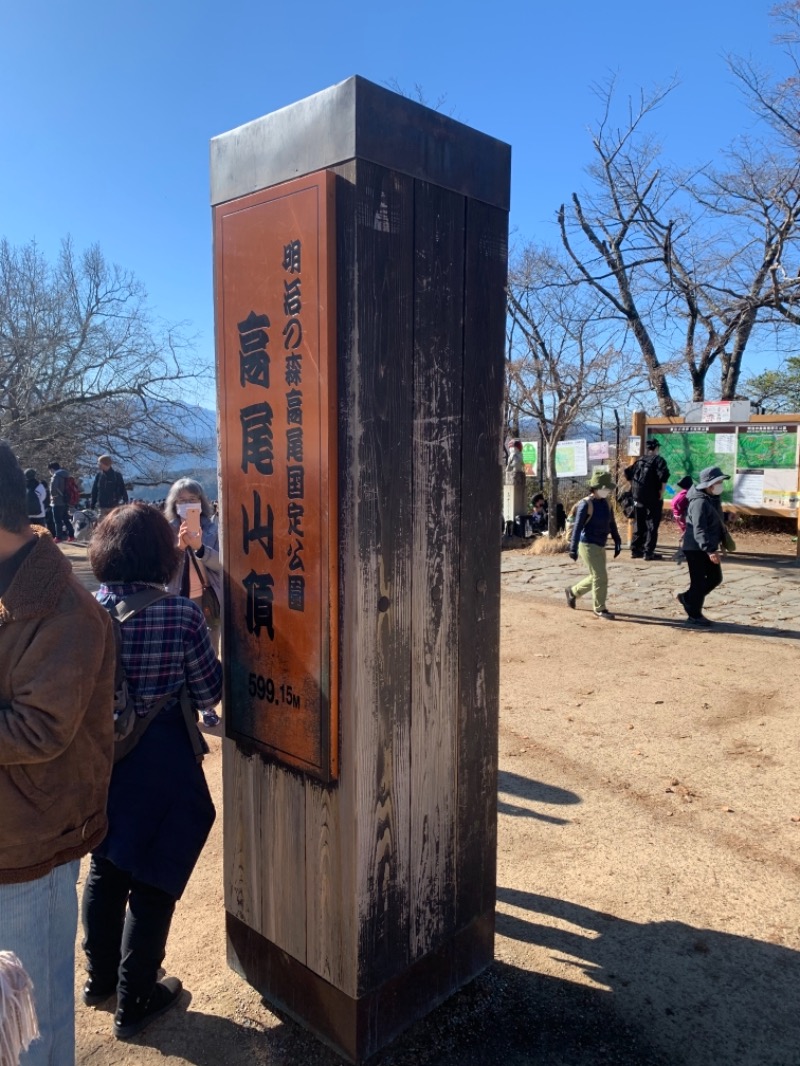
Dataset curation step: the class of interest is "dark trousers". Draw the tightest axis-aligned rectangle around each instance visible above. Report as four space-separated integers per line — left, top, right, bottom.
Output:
683 550 723 617
630 501 662 557
51 504 74 540
82 855 176 1008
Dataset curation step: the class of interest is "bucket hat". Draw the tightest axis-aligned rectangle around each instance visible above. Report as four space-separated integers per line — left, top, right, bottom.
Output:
696 466 730 490
589 469 614 489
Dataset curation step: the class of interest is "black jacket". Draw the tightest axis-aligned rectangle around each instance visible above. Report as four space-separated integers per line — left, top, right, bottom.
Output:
624 454 669 503
91 467 128 509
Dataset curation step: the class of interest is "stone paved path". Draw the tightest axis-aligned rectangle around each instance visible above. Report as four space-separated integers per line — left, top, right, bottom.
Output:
64 539 800 641
502 542 800 641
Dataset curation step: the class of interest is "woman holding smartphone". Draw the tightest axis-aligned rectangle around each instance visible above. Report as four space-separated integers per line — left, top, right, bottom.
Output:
164 478 222 656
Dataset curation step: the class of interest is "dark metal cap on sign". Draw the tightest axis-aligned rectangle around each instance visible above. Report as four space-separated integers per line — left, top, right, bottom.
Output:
210 75 511 211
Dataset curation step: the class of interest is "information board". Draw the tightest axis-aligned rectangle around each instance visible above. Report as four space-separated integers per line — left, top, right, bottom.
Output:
555 439 588 477
214 170 338 780
649 423 800 515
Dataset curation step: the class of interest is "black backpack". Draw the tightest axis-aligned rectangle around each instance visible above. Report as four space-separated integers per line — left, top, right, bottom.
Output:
630 456 661 501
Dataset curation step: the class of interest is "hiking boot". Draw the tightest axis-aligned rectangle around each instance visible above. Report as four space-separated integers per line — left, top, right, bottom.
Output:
114 977 183 1040
594 610 614 620
82 977 117 1006
564 586 576 610
685 615 712 628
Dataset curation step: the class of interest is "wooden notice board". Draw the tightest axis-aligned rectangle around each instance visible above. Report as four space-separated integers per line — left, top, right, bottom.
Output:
214 170 338 781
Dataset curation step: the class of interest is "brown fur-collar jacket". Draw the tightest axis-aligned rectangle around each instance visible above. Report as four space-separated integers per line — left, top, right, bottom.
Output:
0 529 115 884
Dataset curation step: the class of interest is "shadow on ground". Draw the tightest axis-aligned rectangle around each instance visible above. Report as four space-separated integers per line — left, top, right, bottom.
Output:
497 770 581 824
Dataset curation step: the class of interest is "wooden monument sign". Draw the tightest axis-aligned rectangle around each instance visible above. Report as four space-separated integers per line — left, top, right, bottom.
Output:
212 76 511 1062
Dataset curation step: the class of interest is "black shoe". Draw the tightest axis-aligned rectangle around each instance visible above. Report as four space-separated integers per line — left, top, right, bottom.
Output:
114 977 183 1040
564 586 576 609
630 553 643 559
685 615 712 627
82 978 117 1006
675 591 689 616
594 610 614 620
644 553 663 561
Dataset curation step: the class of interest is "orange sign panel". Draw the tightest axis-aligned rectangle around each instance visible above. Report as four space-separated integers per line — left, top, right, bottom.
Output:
214 170 337 781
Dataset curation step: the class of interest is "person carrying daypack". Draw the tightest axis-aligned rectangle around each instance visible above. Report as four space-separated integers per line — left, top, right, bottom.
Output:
81 503 222 1041
564 469 622 620
623 438 670 560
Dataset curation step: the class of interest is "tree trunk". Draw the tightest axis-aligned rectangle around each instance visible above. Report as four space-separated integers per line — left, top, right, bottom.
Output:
546 440 560 538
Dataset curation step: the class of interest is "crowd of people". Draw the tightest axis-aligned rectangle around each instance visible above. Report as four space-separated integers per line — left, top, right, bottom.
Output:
562 438 732 623
0 445 223 1063
504 436 731 626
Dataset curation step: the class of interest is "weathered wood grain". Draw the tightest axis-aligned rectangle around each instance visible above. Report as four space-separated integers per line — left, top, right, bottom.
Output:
455 199 507 928
222 741 262 930
304 162 358 994
409 180 464 959
348 160 415 993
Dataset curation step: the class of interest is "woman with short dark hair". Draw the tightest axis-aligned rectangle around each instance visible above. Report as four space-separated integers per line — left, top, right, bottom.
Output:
81 503 222 1041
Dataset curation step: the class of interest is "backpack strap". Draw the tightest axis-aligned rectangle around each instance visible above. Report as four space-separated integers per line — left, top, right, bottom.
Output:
109 588 169 624
108 589 208 764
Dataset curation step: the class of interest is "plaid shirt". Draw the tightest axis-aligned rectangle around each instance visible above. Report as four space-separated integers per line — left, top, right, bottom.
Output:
96 583 222 715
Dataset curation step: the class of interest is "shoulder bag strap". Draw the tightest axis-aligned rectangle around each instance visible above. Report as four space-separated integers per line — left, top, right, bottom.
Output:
187 547 210 591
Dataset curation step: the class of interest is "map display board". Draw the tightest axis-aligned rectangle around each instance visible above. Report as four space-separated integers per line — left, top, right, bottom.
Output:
555 439 588 478
648 424 800 515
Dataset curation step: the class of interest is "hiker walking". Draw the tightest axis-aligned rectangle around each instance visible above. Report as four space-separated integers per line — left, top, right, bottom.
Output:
675 466 730 627
564 470 622 620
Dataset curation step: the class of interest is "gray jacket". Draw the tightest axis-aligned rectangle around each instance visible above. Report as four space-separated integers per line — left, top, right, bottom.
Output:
683 485 726 553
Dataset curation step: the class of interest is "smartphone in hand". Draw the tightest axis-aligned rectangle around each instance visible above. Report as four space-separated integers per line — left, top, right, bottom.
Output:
184 503 202 537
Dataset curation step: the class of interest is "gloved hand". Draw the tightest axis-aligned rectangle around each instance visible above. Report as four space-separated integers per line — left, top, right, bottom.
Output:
613 541 622 558
569 552 578 562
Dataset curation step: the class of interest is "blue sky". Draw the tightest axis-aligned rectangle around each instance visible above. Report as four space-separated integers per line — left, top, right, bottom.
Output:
0 0 781 407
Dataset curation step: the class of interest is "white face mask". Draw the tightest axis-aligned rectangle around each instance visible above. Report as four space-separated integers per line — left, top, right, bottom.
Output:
709 482 725 496
595 487 610 499
176 502 201 519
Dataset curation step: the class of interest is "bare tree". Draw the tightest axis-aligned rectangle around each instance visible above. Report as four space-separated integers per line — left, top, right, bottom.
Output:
507 244 646 535
558 79 683 416
0 237 212 475
558 76 800 411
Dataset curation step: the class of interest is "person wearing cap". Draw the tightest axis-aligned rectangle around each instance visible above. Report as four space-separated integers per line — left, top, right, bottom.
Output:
624 438 670 560
565 470 622 620
675 466 729 626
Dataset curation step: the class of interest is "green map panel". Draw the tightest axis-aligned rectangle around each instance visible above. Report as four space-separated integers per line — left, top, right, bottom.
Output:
650 433 735 503
737 433 796 470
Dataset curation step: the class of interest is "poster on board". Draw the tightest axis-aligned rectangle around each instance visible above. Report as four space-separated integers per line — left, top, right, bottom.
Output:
588 441 610 461
555 439 588 478
521 440 538 473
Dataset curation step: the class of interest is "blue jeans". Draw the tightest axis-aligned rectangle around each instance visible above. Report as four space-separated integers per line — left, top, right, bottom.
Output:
0 860 80 1066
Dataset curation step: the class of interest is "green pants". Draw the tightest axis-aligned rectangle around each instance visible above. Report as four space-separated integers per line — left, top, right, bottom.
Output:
570 542 608 613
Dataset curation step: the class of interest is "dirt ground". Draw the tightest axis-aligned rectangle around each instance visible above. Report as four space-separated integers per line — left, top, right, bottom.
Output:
73 555 800 1066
